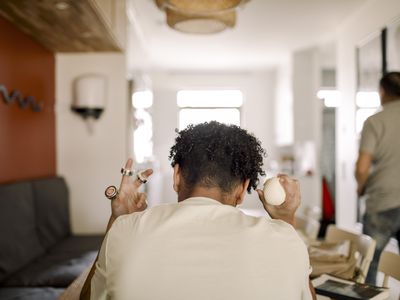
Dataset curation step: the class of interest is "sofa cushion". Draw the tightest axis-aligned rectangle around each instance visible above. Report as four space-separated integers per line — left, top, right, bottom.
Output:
32 177 70 249
48 235 103 256
0 287 64 300
0 182 45 282
2 235 102 287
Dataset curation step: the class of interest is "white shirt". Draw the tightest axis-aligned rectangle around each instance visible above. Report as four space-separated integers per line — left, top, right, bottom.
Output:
91 197 312 300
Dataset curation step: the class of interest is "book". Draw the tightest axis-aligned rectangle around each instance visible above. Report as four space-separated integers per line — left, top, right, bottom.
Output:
312 274 389 300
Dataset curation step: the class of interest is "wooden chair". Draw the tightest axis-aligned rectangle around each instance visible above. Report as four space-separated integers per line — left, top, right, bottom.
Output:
378 251 400 288
325 225 376 283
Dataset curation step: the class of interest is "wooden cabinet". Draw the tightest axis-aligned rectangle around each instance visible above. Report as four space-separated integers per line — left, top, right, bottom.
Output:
0 0 126 52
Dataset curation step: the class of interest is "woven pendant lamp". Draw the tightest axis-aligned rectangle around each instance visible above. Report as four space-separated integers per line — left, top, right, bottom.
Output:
156 0 249 34
166 9 236 34
166 0 242 13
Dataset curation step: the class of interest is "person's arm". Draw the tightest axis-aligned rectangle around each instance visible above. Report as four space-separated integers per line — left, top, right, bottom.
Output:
80 159 153 300
355 151 373 196
79 216 115 300
257 175 316 300
309 278 317 300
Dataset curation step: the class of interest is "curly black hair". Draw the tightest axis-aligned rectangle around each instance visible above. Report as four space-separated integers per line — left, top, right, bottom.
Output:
169 121 266 194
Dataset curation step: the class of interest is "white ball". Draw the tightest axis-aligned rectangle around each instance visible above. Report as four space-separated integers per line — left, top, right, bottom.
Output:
263 177 286 205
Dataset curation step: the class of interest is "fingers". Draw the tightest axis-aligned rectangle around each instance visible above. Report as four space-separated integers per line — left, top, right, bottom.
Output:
277 175 301 210
136 192 147 210
259 175 301 225
120 158 134 186
133 168 154 189
277 174 291 187
277 174 299 196
119 158 154 190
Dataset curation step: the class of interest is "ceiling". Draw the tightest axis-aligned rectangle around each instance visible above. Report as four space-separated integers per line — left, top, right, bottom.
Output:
127 0 367 72
0 0 121 52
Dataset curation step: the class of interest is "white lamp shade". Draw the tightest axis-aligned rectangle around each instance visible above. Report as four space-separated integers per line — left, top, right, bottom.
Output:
73 74 106 109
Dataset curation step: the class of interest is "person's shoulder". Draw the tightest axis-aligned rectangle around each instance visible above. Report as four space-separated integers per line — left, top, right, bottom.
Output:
267 219 309 257
144 202 181 216
113 203 179 224
250 214 295 231
366 106 398 127
366 110 383 122
238 211 300 237
110 213 142 232
245 217 309 257
361 110 383 130
266 219 307 245
268 219 305 241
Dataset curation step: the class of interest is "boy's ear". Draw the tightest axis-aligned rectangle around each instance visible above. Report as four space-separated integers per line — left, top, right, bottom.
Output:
236 179 250 205
173 164 181 192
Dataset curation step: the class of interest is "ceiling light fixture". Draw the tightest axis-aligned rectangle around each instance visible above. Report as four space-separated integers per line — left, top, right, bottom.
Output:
155 0 250 34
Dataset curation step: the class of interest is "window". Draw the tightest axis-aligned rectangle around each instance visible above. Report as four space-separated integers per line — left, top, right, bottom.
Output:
317 89 341 108
177 90 243 130
355 91 380 134
132 90 153 163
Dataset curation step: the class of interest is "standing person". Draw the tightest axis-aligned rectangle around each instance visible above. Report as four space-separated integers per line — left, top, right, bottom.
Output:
81 121 315 300
355 72 400 284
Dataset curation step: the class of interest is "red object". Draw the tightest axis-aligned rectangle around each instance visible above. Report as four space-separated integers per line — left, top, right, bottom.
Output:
322 177 335 220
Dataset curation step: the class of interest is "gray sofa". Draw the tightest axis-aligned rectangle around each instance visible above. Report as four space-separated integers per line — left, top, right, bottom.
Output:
0 177 103 300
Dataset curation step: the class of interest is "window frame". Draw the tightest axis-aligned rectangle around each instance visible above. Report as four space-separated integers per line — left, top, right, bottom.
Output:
176 90 243 130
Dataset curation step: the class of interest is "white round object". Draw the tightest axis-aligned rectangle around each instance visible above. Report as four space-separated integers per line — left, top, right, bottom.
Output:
263 177 286 205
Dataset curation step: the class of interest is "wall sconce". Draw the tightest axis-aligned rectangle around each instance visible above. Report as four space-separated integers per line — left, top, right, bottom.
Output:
72 74 106 133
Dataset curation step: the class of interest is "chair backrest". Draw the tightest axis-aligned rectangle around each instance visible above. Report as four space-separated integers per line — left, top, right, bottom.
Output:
295 215 320 240
378 251 400 288
325 225 376 283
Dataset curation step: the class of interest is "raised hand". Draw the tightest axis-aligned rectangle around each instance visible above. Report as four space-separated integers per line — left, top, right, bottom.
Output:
257 175 300 225
111 158 153 219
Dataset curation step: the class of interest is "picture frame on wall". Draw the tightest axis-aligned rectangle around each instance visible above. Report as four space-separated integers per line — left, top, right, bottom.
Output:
386 17 400 71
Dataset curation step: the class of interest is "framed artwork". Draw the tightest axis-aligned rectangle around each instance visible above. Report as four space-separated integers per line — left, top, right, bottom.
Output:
386 17 400 71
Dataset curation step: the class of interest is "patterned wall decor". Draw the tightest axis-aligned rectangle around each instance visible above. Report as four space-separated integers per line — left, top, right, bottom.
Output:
0 83 42 112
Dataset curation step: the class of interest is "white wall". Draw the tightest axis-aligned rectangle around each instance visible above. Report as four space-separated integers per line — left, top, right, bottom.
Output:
336 0 400 229
56 53 128 234
274 61 294 147
146 71 277 211
292 47 322 213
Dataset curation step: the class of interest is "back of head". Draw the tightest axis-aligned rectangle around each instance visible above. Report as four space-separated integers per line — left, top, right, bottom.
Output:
169 121 265 194
380 72 400 98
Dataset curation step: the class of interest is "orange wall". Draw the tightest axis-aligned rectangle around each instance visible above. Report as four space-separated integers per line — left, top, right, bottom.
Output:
0 16 55 183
